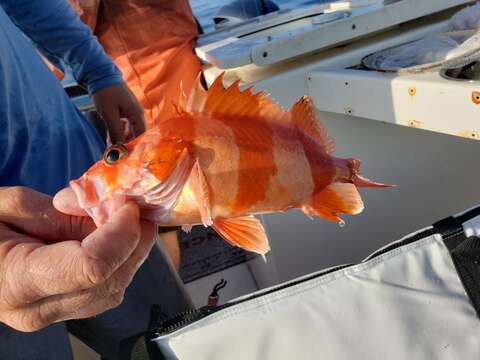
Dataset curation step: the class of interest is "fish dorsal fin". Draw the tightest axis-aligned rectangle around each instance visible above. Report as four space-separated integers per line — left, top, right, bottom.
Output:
182 74 335 154
182 73 286 124
178 73 208 114
291 96 336 154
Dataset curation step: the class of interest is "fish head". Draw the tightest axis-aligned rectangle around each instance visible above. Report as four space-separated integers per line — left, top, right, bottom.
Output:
69 131 193 226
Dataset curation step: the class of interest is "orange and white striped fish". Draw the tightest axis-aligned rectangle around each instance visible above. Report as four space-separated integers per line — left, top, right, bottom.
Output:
60 75 390 255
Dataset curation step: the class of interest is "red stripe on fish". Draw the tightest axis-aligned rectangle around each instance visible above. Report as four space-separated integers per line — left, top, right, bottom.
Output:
290 97 336 196
64 74 392 257
146 114 197 181
227 116 277 214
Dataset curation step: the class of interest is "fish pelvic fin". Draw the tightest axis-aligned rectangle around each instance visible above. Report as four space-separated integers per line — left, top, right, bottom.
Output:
213 216 270 255
301 183 364 224
291 96 335 154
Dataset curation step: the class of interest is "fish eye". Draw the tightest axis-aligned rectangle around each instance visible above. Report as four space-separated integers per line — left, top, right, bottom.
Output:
103 144 128 166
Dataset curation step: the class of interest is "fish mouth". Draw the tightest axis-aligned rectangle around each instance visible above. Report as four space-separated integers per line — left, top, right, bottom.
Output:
70 177 126 226
69 149 195 226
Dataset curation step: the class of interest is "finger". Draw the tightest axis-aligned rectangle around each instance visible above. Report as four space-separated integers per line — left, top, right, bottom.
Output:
120 118 136 143
3 221 157 332
0 187 94 241
99 104 124 144
53 187 89 217
104 220 156 288
119 89 145 138
12 203 141 303
3 285 125 332
123 104 145 137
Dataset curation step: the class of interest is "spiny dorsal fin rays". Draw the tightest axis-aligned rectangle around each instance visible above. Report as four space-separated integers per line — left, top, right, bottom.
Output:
185 72 208 112
182 72 287 124
180 73 335 155
171 80 189 117
291 96 336 155
178 80 188 109
175 75 207 114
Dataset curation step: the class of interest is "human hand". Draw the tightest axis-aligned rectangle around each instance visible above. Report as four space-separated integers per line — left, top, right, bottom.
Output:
0 187 156 332
92 83 145 144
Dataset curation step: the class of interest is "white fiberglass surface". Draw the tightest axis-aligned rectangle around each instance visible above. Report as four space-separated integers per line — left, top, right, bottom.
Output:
190 0 323 33
262 112 480 282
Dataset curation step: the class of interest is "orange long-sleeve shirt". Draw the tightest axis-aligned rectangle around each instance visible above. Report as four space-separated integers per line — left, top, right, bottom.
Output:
70 0 201 127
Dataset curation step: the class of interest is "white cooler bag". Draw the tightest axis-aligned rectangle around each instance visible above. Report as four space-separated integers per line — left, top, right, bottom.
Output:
132 206 480 360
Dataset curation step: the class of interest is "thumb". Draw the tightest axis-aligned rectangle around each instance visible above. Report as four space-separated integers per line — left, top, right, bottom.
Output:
18 202 142 300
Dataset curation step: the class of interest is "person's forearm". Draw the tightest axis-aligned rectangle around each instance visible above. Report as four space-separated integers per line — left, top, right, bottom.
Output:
0 0 123 94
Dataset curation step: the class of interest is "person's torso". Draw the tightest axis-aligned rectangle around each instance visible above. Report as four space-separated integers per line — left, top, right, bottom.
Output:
0 6 104 195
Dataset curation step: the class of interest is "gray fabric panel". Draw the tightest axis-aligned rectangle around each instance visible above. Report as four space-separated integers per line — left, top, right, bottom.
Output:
156 235 480 360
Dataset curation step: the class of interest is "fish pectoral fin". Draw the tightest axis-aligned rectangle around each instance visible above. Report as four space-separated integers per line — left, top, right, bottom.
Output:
190 160 213 227
212 216 270 255
301 183 364 224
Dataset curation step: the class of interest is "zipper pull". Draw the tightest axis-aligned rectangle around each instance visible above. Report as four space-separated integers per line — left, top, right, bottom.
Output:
207 279 227 307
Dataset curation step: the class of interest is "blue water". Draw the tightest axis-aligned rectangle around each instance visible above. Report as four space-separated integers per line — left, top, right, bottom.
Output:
190 0 320 33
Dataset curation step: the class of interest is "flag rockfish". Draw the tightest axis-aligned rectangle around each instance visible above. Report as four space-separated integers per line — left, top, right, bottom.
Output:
58 74 390 255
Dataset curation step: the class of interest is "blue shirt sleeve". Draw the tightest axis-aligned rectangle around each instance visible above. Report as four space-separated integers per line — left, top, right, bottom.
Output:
0 0 124 94
0 4 106 195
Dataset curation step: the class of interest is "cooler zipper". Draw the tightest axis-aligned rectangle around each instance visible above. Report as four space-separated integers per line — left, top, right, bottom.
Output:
155 211 476 337
154 262 351 337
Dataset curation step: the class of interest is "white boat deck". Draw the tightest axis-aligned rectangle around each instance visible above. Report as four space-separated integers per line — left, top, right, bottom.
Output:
196 0 472 69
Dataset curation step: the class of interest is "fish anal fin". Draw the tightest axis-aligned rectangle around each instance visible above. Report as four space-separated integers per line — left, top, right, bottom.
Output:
301 183 364 223
213 216 270 255
189 160 213 227
301 205 343 223
291 96 335 154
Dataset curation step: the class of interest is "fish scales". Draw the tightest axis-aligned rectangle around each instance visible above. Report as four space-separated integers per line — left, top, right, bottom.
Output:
57 74 391 255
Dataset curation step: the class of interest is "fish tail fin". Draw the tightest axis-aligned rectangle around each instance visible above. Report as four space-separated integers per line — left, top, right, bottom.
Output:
301 183 364 224
346 159 393 188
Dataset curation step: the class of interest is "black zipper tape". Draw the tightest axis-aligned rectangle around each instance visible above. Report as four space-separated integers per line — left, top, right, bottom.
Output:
449 236 480 318
153 263 351 337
